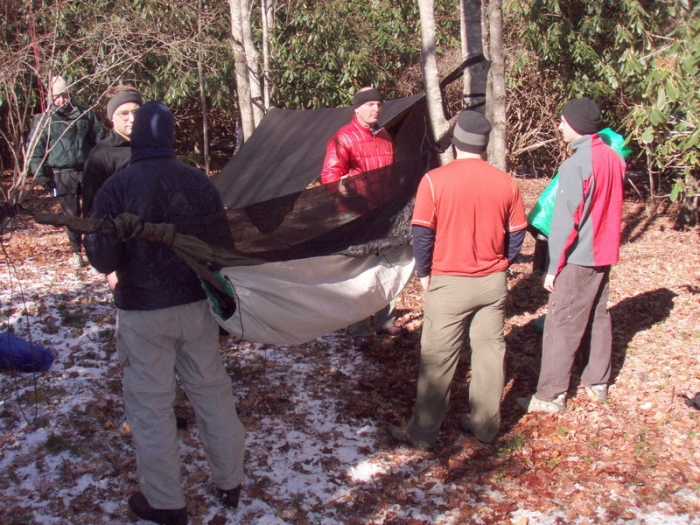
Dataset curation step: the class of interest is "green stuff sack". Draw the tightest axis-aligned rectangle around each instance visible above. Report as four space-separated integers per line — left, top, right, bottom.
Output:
599 127 633 159
527 174 559 237
527 127 632 237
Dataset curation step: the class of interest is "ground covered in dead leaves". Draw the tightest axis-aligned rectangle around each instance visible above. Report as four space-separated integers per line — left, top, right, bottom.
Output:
0 178 698 525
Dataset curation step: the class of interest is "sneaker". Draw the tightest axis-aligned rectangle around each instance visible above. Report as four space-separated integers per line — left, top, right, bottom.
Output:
459 414 493 445
386 423 433 451
218 485 241 508
585 384 608 402
516 393 566 413
377 326 407 338
128 492 187 525
71 253 88 269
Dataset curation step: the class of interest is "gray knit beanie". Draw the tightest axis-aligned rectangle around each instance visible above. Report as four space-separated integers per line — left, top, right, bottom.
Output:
451 110 492 153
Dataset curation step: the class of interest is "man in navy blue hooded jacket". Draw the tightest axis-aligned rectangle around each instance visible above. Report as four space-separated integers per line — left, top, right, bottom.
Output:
85 101 245 525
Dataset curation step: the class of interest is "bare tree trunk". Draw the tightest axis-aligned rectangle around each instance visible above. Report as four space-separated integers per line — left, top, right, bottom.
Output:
261 0 273 110
229 0 254 142
417 0 451 164
460 0 488 111
483 1 493 121
486 0 507 170
229 0 264 141
240 0 264 127
197 0 210 175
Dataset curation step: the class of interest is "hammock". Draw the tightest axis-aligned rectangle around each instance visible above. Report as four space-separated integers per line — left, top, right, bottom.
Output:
30 208 417 345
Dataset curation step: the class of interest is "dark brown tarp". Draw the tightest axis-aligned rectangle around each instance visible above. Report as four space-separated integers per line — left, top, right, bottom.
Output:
26 96 438 343
214 94 428 208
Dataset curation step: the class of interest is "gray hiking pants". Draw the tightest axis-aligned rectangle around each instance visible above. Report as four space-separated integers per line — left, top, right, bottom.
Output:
536 264 612 401
347 298 397 336
117 300 245 509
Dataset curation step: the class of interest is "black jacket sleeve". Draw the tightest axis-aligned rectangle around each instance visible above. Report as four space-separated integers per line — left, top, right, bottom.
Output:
505 228 526 264
412 225 435 278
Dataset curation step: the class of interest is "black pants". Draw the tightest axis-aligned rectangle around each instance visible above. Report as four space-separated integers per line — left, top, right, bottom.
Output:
527 226 549 275
53 169 82 253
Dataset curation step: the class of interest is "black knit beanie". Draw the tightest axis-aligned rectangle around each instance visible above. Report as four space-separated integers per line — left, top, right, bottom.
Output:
561 98 602 135
353 88 383 108
451 110 491 153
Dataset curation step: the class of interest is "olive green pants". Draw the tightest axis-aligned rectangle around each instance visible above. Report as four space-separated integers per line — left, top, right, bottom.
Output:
407 272 507 446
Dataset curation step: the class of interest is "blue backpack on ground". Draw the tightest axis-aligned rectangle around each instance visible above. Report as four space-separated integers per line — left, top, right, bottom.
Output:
0 331 54 372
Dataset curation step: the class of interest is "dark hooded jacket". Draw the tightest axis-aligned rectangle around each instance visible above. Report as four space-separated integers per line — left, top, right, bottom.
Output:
84 101 234 311
82 129 132 216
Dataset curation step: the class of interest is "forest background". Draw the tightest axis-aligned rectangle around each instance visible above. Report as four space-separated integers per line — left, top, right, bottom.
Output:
0 2 699 523
0 0 698 225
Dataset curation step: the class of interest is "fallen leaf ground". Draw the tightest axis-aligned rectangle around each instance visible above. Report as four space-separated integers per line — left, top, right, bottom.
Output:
1 176 699 525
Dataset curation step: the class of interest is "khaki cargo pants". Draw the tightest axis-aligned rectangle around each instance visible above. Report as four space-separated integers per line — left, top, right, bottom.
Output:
117 300 245 509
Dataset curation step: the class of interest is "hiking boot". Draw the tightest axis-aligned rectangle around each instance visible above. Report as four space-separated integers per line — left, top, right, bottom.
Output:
128 492 187 525
585 384 608 403
71 253 88 269
516 393 566 413
377 325 407 338
459 414 493 446
386 423 433 451
218 485 241 509
685 392 700 410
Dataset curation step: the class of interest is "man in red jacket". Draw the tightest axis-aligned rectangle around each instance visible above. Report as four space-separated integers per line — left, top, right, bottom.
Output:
321 87 394 184
321 87 405 348
517 98 626 413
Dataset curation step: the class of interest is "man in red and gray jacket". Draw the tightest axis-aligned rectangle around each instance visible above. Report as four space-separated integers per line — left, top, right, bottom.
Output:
518 97 626 413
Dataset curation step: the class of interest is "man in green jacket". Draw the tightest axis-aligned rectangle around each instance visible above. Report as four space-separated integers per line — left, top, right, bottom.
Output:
29 75 105 268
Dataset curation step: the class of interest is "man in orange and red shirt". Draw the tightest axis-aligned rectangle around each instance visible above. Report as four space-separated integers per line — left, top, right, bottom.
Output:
389 110 527 449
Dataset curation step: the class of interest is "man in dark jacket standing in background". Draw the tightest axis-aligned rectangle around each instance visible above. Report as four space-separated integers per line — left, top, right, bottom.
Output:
29 75 105 268
82 84 143 217
517 97 626 414
85 101 245 525
82 84 142 291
